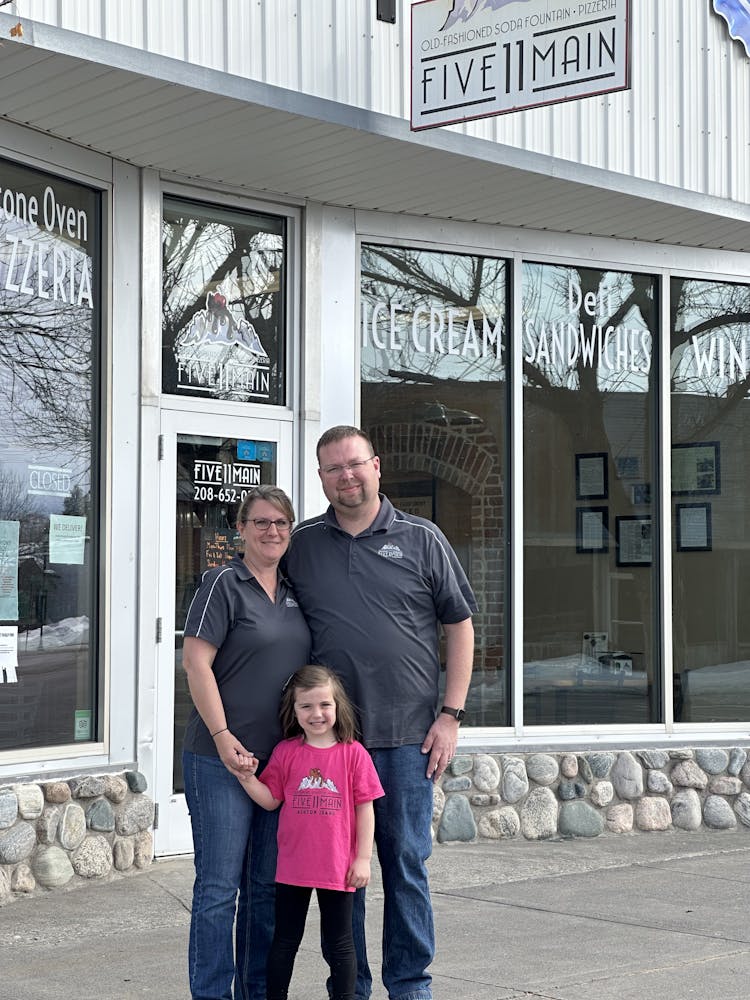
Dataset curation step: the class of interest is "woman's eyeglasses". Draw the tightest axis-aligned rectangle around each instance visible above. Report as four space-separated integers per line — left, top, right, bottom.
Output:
244 518 293 532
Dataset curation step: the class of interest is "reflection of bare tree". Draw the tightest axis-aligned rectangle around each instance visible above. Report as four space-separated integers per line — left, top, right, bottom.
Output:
63 485 91 517
362 252 750 454
362 246 503 307
0 466 41 521
670 277 750 441
361 245 505 384
669 278 750 702
520 267 657 519
520 269 750 447
523 268 654 391
671 278 750 359
0 287 92 460
363 252 654 459
162 202 284 394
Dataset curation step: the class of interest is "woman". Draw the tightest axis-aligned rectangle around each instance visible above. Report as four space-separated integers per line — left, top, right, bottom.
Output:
182 485 311 1000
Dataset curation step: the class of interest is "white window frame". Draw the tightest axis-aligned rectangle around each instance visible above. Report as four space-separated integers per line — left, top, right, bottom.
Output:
352 209 750 751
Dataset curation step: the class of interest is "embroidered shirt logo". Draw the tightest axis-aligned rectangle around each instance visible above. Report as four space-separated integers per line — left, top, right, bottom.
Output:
285 597 299 607
377 543 403 559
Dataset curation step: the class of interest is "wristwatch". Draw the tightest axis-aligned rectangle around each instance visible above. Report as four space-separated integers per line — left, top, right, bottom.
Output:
440 705 466 722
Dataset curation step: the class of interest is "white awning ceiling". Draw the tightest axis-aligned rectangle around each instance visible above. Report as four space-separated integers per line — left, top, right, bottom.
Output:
2 15 749 252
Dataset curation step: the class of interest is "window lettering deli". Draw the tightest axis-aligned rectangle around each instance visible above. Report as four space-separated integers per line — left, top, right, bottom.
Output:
0 181 93 307
523 273 651 375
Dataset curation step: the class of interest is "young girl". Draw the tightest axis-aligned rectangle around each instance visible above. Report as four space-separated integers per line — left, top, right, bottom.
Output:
237 664 384 1000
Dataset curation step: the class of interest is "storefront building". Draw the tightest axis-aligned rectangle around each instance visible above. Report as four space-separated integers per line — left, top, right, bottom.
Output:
1 1 750 894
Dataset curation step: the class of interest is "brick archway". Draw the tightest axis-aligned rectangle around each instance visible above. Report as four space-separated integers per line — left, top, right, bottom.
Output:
369 420 504 671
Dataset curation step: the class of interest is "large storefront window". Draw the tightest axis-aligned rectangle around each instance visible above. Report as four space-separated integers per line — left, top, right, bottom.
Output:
0 158 101 750
360 244 508 725
522 262 659 724
670 277 750 722
162 197 287 404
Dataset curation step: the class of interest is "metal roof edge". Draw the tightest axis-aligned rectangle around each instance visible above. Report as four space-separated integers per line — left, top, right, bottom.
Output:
4 12 749 231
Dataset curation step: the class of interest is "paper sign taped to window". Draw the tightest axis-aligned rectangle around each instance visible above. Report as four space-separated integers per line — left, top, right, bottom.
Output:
0 520 19 621
0 625 18 683
49 514 87 565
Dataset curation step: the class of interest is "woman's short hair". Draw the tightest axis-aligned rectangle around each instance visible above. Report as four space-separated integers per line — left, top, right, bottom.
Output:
237 485 295 528
316 425 374 464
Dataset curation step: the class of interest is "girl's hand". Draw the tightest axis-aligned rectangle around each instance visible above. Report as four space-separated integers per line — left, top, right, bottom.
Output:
345 858 371 889
213 729 255 776
235 753 259 775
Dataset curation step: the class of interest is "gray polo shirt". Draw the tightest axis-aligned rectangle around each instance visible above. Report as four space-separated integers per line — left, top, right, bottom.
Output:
285 495 476 749
182 554 311 759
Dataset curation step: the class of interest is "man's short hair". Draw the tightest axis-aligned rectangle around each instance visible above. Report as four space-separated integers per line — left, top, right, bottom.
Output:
316 425 375 463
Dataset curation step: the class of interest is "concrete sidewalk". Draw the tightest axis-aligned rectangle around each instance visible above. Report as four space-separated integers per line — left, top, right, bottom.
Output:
2 830 749 999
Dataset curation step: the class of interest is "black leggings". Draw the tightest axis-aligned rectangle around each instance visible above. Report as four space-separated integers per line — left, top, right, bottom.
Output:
266 882 356 1000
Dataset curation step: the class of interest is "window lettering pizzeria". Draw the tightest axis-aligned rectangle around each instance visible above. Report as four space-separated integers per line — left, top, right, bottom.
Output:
0 157 102 751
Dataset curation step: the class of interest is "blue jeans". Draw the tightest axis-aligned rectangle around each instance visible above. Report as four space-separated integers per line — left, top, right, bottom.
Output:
183 751 279 1000
352 745 434 1000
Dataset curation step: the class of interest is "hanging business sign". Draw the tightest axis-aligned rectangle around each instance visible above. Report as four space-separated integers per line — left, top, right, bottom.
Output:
411 0 631 130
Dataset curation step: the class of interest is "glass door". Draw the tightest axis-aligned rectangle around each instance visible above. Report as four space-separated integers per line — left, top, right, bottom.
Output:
154 409 293 855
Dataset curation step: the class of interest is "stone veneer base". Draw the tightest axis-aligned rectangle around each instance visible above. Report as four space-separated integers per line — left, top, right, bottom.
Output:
0 771 154 904
3 749 750 903
434 747 750 842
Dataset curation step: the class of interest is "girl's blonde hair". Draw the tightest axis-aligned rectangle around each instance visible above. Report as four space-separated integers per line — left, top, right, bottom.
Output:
280 664 358 743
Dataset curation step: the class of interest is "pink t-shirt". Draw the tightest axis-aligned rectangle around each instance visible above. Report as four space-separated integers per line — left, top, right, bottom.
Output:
260 737 385 891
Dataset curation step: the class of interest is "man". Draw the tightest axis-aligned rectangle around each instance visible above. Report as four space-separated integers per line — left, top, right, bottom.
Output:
285 425 476 1000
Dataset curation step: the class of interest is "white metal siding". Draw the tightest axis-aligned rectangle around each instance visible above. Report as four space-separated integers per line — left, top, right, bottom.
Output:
15 0 750 203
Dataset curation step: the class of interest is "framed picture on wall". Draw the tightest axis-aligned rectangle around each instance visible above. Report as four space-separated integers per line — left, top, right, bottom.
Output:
676 502 712 552
631 482 651 506
575 452 608 500
576 506 609 553
671 441 721 496
616 515 652 566
615 455 640 479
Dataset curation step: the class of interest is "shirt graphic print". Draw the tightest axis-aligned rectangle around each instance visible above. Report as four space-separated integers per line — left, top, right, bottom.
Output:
260 738 384 891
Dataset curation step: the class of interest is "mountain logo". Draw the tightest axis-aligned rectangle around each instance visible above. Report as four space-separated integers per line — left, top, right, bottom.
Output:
173 284 271 400
377 543 404 559
442 0 533 31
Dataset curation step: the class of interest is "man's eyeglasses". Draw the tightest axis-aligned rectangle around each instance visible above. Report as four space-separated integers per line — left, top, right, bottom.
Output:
244 518 293 532
320 456 376 478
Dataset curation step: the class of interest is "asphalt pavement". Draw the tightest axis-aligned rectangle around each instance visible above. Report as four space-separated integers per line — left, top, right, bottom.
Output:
2 829 749 999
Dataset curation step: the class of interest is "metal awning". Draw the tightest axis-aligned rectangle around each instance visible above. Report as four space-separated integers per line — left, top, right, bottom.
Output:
2 13 750 252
